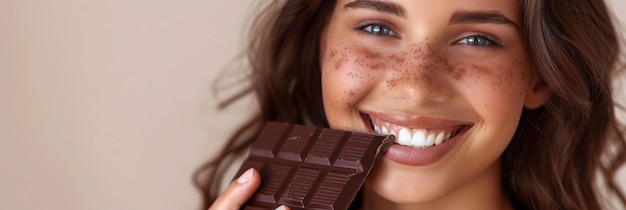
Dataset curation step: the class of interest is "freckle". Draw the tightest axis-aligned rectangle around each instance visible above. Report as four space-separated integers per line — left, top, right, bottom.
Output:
329 50 337 59
387 79 398 88
454 68 465 80
369 63 381 69
335 60 342 69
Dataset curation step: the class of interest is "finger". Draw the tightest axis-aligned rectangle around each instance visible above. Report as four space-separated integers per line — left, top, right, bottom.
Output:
209 168 260 210
275 205 291 210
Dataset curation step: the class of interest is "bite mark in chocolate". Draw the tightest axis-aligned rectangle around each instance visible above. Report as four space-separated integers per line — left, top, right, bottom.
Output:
235 122 393 210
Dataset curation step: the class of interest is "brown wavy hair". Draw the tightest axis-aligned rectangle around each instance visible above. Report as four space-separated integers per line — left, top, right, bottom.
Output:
194 0 626 209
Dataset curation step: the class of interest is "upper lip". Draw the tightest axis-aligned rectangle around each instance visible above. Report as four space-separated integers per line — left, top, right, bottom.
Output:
361 111 473 129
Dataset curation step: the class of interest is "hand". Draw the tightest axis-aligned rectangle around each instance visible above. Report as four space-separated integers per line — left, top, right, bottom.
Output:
208 168 290 210
208 168 259 210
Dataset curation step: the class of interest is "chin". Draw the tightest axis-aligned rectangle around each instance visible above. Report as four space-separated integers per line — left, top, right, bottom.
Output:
364 158 454 205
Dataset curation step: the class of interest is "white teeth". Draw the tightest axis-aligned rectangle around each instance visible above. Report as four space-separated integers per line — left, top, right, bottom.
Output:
425 133 435 147
435 132 445 145
411 130 426 147
390 129 398 137
397 128 412 145
371 122 460 148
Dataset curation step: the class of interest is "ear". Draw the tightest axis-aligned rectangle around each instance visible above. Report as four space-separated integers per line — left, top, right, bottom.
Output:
524 78 552 110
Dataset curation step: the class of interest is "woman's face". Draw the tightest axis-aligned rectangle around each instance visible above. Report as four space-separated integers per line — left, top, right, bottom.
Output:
320 0 544 205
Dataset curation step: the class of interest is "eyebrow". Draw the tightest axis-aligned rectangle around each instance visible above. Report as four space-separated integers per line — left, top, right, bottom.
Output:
449 11 519 30
344 0 406 18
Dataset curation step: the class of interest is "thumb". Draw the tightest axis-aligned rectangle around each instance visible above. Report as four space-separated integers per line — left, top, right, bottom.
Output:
208 168 260 210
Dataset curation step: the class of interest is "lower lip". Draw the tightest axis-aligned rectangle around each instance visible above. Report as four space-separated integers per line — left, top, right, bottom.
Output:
383 128 467 166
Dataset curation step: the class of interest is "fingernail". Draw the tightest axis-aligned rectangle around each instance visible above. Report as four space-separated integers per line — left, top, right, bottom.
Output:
274 205 287 210
237 168 253 184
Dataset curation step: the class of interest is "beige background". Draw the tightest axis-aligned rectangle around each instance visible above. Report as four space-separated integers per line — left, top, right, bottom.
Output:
1 1 625 210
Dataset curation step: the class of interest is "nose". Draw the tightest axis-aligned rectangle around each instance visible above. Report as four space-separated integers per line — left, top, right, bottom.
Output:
384 43 452 106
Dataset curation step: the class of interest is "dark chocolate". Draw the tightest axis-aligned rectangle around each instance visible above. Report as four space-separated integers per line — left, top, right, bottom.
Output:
234 122 393 210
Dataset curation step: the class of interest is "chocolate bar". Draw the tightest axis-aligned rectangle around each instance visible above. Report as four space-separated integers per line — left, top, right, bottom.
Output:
234 122 393 210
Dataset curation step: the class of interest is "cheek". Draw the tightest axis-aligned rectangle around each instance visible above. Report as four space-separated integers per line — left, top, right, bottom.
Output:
321 47 385 109
454 59 529 119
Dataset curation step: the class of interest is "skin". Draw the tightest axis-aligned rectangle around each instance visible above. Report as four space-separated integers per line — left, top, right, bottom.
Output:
208 168 260 210
209 168 290 210
210 0 551 209
319 0 550 209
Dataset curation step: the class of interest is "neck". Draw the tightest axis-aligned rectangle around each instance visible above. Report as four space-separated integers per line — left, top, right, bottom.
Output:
362 159 513 210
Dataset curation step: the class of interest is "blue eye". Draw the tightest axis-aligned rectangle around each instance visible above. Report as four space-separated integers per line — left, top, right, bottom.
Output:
457 36 496 46
359 23 397 36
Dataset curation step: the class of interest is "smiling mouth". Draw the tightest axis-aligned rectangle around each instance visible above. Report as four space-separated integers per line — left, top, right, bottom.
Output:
362 113 472 149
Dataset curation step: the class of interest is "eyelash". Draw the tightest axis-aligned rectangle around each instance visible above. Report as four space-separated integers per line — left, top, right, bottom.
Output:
456 35 502 48
357 22 502 48
357 22 398 37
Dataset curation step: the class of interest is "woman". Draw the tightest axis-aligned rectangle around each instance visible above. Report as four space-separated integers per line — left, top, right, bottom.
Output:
198 0 626 209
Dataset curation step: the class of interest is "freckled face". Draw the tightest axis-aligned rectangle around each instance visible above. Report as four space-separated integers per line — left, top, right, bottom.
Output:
320 0 532 205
